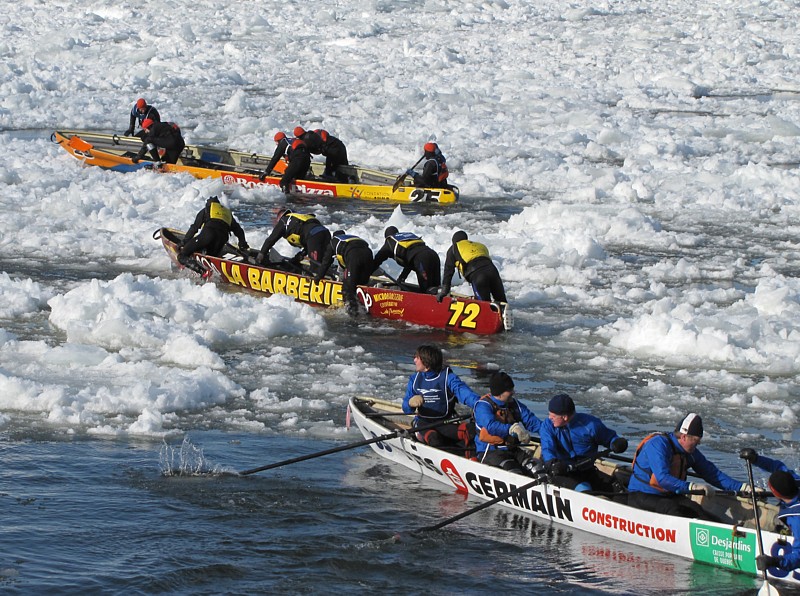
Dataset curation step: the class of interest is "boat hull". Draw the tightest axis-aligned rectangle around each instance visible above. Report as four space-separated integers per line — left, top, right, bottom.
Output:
52 130 457 204
156 228 509 334
347 396 800 588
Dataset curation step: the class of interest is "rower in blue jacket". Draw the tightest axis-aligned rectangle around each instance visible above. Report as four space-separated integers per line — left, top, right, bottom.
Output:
627 413 749 521
540 393 628 492
403 345 479 454
740 448 800 574
473 372 541 475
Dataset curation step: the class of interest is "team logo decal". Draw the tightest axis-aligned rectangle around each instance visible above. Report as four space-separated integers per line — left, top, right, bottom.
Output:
440 459 468 494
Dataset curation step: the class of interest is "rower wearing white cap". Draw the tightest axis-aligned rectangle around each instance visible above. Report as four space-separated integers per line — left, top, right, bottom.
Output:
627 413 750 521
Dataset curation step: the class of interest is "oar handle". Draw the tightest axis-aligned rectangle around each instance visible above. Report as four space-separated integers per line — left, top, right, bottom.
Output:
392 155 425 191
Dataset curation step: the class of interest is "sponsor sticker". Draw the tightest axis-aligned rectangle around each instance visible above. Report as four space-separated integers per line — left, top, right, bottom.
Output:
689 522 756 573
441 459 468 494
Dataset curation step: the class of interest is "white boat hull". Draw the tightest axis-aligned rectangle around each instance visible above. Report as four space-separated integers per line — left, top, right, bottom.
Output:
348 396 800 588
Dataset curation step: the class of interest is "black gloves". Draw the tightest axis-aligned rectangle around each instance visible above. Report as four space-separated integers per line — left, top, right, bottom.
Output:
131 156 140 164
238 242 249 253
289 253 303 265
547 460 572 476
739 448 758 464
756 554 780 571
255 252 267 266
436 287 448 303
124 128 134 136
259 172 267 182
611 437 628 454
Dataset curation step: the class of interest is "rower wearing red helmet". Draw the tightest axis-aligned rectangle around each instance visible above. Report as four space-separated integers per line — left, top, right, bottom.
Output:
277 138 312 194
124 97 160 138
293 126 324 155
260 131 295 180
405 142 449 188
131 119 185 165
315 129 349 182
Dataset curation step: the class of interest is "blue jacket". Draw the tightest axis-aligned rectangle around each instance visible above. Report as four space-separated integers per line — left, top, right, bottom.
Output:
627 432 743 495
754 455 800 571
474 395 541 455
539 412 618 464
402 367 479 420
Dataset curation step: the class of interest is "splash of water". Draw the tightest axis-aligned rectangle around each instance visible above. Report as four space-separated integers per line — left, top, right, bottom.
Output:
159 436 220 476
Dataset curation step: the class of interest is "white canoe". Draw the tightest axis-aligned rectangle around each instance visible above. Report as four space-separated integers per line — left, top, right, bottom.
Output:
347 396 800 589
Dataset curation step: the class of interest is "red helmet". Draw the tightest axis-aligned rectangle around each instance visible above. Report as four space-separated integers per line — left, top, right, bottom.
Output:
135 98 146 110
293 126 306 137
274 131 286 142
291 139 304 151
424 142 437 153
141 118 154 129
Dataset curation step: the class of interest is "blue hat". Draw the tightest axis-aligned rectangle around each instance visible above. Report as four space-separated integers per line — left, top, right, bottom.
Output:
548 394 575 415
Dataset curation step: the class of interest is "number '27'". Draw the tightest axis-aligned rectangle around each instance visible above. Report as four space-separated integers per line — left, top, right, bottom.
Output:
447 302 480 329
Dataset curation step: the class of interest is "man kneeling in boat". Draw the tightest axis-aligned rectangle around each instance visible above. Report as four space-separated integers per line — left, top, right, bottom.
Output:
540 393 628 493
255 209 333 281
740 448 800 573
403 345 480 455
178 194 248 268
131 119 185 165
473 372 542 475
326 230 374 317
372 226 441 294
438 231 507 304
627 413 750 522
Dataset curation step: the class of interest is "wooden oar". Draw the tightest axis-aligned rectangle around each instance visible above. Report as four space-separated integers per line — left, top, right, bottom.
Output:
392 156 424 192
238 412 471 475
413 449 611 534
740 451 782 596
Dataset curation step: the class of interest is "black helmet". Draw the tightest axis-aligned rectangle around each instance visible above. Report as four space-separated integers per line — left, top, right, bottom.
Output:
452 230 468 244
384 226 399 238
